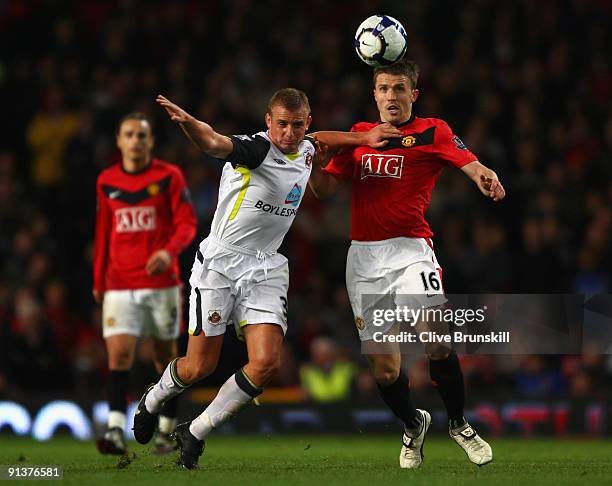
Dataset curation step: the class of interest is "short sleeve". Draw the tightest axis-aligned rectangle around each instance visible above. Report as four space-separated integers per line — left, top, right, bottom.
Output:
433 121 477 168
226 134 271 169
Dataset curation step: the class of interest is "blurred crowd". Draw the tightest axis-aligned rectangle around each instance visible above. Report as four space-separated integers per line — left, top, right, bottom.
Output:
0 0 611 404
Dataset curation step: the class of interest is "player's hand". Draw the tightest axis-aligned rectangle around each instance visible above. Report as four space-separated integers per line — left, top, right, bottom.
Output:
363 123 403 148
156 95 192 123
478 174 506 202
92 289 104 304
312 138 336 167
145 249 173 276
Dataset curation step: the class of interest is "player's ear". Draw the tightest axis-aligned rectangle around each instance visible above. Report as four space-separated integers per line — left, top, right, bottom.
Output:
305 115 312 131
411 89 419 102
265 112 272 129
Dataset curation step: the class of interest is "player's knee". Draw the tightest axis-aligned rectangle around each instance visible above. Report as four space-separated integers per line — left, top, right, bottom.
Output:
372 365 400 386
108 349 134 370
248 355 281 385
181 356 218 383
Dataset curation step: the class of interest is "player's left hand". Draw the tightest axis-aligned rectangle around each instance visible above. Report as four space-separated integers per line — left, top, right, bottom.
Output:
156 95 192 124
363 123 403 148
312 139 335 167
478 174 506 202
145 249 172 275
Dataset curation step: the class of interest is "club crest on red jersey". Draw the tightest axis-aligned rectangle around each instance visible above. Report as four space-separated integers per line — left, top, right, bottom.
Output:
401 135 416 147
147 183 160 196
361 154 404 180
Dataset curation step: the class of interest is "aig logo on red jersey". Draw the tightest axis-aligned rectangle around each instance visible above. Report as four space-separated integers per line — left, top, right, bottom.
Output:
361 154 404 180
115 206 156 233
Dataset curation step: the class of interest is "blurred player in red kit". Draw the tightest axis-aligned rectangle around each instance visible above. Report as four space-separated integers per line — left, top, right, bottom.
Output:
310 59 505 469
93 112 196 455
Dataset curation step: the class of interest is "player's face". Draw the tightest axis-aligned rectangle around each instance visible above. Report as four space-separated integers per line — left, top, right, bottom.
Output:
374 74 419 125
116 119 154 163
265 105 312 154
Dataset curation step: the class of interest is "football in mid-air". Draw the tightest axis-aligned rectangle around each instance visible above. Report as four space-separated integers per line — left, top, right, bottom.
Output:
354 15 407 67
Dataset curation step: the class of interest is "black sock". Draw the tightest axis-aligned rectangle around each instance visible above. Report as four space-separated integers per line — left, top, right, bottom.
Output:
107 370 130 415
160 396 179 419
376 369 421 430
429 351 465 425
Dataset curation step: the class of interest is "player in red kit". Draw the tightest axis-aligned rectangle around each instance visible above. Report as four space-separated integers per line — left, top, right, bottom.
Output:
94 112 197 455
310 60 505 469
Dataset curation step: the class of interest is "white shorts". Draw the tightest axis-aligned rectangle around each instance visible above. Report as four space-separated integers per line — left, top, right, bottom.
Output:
346 237 447 341
188 236 289 338
102 286 180 340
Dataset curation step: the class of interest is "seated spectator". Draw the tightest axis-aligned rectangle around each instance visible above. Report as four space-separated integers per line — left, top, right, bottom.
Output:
300 337 356 402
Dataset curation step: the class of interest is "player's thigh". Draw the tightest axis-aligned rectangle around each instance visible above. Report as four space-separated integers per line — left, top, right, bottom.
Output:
243 323 284 370
413 306 453 357
346 273 395 342
346 244 397 341
146 286 181 341
394 259 447 308
188 271 236 338
183 331 224 373
234 263 289 338
105 334 139 370
102 289 145 339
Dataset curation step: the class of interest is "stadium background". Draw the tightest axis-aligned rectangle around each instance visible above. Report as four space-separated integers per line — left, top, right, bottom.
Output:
0 0 611 439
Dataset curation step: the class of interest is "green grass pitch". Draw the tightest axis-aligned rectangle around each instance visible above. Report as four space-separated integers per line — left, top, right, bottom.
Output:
0 435 611 485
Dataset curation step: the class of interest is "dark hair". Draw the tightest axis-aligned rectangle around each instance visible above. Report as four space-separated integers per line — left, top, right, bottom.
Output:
116 112 152 134
373 59 420 89
267 88 311 114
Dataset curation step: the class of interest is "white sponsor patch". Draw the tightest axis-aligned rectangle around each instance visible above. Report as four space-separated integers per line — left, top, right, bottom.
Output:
361 154 404 180
115 206 156 232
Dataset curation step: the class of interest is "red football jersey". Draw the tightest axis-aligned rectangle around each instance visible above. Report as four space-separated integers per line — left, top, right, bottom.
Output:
94 159 197 292
324 117 477 241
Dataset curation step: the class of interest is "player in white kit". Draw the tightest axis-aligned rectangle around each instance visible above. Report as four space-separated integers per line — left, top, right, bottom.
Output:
132 88 398 469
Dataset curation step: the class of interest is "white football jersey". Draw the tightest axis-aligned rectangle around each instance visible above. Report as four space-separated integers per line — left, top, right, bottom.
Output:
208 131 315 253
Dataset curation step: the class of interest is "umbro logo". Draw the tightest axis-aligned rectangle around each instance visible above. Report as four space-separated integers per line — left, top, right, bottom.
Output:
273 158 287 165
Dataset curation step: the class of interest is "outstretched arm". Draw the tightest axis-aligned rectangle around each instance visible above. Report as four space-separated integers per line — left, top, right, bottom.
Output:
311 123 403 150
156 95 233 158
461 161 506 202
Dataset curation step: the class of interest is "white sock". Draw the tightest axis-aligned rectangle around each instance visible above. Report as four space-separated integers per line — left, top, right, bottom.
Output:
145 358 189 414
189 371 260 439
108 411 126 430
158 416 177 435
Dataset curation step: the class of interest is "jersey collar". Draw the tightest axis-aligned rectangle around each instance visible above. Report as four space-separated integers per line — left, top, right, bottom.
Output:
121 159 153 175
378 113 416 128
